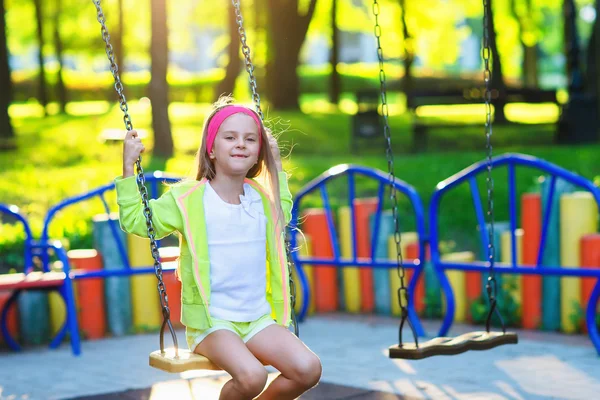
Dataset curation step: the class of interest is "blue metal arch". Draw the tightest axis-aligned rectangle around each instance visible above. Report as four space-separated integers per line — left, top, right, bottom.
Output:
289 164 428 338
428 153 600 354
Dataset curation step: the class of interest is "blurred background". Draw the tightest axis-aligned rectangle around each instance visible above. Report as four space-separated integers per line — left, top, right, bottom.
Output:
0 0 599 321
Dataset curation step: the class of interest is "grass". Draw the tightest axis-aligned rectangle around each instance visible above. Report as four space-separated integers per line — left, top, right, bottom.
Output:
1 96 599 272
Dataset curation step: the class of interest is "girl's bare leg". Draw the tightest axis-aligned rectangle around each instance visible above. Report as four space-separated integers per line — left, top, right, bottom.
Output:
246 324 322 400
195 330 268 400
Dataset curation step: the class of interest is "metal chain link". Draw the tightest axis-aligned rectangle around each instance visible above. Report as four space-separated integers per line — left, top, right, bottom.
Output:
372 0 418 348
482 0 506 333
233 0 263 120
92 0 179 356
232 0 298 337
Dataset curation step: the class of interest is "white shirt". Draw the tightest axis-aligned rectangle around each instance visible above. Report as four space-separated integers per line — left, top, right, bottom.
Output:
203 181 271 322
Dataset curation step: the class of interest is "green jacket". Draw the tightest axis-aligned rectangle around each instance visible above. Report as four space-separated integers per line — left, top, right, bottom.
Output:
115 172 293 330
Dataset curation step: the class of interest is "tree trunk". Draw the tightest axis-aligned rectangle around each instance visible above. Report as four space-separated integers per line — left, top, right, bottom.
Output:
329 0 340 105
563 0 584 93
54 0 67 113
265 0 318 109
0 0 14 149
586 16 598 96
510 0 538 87
486 0 507 122
149 0 173 158
399 0 413 94
595 1 600 139
33 0 48 116
216 0 241 98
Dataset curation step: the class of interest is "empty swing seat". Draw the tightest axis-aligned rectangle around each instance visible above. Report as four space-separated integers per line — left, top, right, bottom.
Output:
389 331 518 360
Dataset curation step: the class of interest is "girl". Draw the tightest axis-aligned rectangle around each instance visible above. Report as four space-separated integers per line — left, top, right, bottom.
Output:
115 97 322 400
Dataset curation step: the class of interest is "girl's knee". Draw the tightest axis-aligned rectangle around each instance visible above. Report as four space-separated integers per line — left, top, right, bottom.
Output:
295 353 322 389
234 365 268 397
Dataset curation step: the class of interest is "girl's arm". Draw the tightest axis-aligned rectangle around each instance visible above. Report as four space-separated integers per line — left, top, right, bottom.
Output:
278 171 293 224
115 176 182 239
268 133 293 224
116 129 182 238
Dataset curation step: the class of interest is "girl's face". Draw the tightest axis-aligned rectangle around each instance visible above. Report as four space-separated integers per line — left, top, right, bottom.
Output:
209 113 261 176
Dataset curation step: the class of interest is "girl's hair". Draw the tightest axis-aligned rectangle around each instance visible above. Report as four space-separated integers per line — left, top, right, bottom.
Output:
193 95 286 233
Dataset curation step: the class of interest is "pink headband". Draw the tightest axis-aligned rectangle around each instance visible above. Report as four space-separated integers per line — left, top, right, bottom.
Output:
206 106 262 154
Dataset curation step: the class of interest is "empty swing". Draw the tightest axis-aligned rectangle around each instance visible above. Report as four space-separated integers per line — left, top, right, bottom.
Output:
368 0 518 360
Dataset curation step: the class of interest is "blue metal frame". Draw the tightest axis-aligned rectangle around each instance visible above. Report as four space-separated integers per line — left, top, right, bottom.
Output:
0 172 181 355
4 157 600 356
429 153 600 354
0 205 80 354
289 164 428 337
41 172 180 277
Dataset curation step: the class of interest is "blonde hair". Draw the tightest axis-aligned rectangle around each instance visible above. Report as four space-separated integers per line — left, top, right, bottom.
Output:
193 95 286 233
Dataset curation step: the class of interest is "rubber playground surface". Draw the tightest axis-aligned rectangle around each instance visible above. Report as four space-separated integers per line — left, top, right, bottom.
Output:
1 314 600 400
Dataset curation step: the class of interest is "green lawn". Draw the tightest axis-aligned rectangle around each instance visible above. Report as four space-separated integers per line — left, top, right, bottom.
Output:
1 97 599 272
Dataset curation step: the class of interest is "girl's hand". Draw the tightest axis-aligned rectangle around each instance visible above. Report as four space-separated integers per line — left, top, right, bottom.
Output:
267 130 282 171
122 130 145 177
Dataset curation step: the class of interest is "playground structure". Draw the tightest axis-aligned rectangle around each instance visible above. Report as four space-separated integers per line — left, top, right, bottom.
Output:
1 153 599 359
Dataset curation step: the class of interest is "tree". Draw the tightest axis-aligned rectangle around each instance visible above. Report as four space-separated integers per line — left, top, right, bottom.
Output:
585 5 598 97
563 0 584 92
596 0 600 139
53 0 67 113
0 0 14 149
149 0 173 158
265 0 318 109
329 0 340 104
33 0 48 116
487 0 507 122
215 0 241 98
399 0 413 94
510 0 538 87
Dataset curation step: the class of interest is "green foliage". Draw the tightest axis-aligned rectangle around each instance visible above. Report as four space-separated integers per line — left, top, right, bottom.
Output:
0 221 26 273
497 276 522 327
569 301 585 334
423 284 443 319
1 97 600 275
5 0 574 90
470 275 522 327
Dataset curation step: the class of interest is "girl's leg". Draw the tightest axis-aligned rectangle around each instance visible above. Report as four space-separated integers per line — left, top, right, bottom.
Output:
195 330 268 400
246 324 322 400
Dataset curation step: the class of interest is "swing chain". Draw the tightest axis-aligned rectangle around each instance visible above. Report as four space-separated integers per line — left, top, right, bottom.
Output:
232 0 263 121
232 0 298 337
373 0 418 348
92 0 179 356
482 0 506 333
92 1 132 132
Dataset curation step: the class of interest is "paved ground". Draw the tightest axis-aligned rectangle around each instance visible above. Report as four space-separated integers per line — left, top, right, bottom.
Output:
1 314 599 400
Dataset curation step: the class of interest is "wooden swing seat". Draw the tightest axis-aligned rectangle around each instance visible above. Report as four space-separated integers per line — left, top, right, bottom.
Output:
389 330 518 360
150 348 271 373
149 348 221 373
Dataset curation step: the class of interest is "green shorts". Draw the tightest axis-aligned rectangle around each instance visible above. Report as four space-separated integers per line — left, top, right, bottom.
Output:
186 314 276 352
